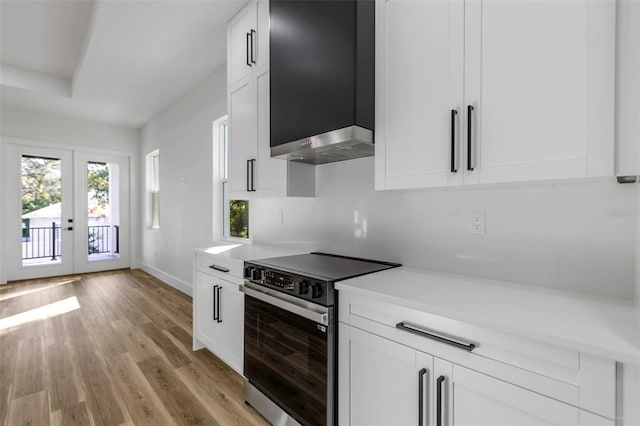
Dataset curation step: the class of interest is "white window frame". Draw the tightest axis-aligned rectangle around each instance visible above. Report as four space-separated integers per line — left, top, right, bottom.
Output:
214 116 250 242
146 149 160 229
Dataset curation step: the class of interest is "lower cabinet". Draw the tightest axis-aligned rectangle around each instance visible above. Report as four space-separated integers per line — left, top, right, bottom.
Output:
194 271 244 374
341 325 581 426
345 325 433 426
436 361 578 426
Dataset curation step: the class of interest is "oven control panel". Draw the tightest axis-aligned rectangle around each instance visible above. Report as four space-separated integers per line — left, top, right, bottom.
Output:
243 263 333 306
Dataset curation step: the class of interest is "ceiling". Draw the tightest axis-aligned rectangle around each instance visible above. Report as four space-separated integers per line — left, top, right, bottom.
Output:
0 0 247 128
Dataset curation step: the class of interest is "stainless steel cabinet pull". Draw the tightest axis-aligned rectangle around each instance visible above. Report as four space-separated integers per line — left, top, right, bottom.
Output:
436 375 445 426
209 264 229 273
418 368 428 426
396 322 476 352
246 159 251 191
451 109 458 173
467 105 474 171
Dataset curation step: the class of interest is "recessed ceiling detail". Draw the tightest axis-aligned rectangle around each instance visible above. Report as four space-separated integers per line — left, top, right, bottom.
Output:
0 0 247 128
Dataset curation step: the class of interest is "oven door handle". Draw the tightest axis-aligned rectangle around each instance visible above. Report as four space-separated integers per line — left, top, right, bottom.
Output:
241 283 329 326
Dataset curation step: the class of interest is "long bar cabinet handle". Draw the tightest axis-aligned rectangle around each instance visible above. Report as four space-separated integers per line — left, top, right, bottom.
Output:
451 109 458 173
250 29 257 64
396 322 476 352
209 264 229 273
246 159 251 192
418 368 428 426
212 285 219 321
216 286 222 323
436 375 445 426
246 33 251 66
467 105 474 171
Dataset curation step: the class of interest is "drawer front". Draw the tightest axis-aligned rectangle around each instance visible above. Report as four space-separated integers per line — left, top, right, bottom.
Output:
345 293 580 381
196 253 243 281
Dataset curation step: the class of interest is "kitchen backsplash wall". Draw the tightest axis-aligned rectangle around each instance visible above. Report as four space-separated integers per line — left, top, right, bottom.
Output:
252 157 638 300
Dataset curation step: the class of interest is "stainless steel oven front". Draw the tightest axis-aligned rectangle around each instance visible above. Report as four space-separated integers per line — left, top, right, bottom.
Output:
241 282 335 426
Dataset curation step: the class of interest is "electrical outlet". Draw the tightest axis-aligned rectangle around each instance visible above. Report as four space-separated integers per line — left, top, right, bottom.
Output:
469 211 486 234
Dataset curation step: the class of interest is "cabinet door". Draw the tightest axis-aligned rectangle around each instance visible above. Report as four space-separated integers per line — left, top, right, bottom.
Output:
464 0 614 184
195 273 224 351
228 3 256 87
228 78 257 197
375 0 464 190
346 326 433 426
255 0 269 69
220 280 244 374
436 362 579 426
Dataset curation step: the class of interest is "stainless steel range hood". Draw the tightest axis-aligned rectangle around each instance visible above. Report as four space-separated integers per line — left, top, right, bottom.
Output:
269 0 375 165
270 126 374 165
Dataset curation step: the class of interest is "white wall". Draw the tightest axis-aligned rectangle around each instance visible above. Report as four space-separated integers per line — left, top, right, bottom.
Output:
0 107 139 153
252 159 638 300
0 106 140 284
139 66 226 295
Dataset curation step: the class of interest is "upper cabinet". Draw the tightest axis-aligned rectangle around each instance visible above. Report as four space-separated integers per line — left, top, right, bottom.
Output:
227 0 269 87
227 0 315 199
375 0 616 190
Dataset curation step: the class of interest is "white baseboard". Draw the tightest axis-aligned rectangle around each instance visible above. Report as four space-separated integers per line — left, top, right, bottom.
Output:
139 262 193 297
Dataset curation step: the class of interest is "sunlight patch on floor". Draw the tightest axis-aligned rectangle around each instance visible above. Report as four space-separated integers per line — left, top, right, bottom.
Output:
0 296 80 332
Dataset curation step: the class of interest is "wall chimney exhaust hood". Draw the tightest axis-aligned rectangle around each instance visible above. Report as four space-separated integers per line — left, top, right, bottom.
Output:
269 0 374 165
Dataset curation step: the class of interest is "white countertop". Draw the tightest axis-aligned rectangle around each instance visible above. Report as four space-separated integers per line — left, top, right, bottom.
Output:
336 267 640 365
195 241 306 262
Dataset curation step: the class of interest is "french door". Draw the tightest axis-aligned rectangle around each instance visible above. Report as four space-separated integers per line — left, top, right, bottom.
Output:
4 143 130 280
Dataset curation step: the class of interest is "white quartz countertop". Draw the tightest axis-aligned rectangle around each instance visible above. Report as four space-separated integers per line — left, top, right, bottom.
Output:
195 242 306 262
336 267 640 365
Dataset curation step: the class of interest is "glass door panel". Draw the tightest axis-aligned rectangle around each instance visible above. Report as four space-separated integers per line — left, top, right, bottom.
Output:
5 144 74 280
74 152 130 274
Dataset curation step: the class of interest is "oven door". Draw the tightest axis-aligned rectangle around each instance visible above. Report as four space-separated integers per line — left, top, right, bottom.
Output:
242 283 333 426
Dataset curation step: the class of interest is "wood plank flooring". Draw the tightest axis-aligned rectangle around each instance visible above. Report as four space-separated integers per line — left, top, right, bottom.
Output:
0 269 269 426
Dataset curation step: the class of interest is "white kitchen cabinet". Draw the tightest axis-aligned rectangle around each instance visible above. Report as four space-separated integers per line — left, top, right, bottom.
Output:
227 2 257 87
193 270 244 374
375 0 615 190
437 361 579 426
228 68 315 199
338 290 617 426
343 325 433 426
375 0 464 190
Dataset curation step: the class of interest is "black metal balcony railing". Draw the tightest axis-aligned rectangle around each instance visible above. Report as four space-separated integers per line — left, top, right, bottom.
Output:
21 223 120 261
22 222 61 260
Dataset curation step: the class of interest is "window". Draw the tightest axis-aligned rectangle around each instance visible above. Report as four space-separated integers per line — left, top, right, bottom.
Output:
147 150 160 228
215 116 250 240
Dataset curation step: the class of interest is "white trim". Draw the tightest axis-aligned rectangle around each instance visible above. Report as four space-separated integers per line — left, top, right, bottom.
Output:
1 135 137 158
139 262 193 297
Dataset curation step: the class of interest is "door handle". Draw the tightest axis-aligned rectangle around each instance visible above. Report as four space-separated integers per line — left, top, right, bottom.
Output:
246 159 251 192
451 109 458 173
437 375 445 426
216 286 222 323
418 368 428 426
246 32 251 66
213 285 219 321
65 227 73 231
467 105 475 171
250 159 256 192
250 29 256 64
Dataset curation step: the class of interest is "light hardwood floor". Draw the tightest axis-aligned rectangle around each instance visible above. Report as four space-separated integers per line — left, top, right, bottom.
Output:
0 269 269 426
